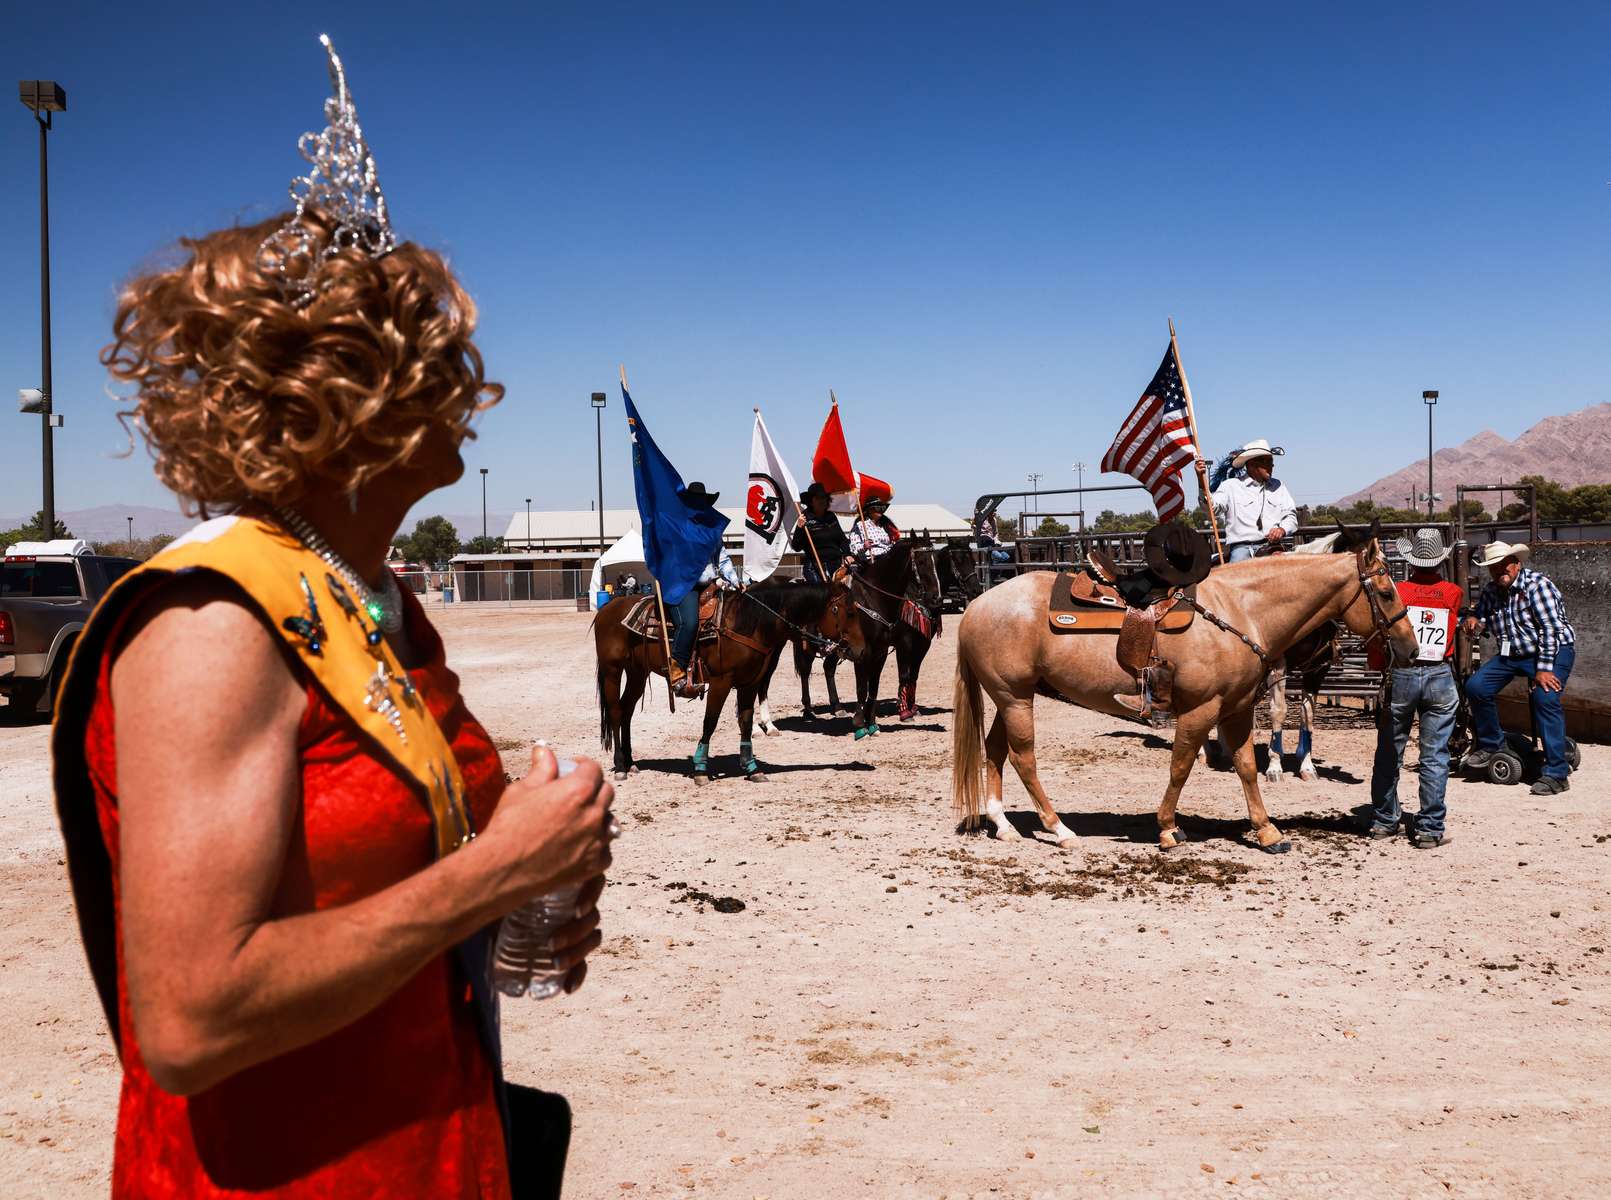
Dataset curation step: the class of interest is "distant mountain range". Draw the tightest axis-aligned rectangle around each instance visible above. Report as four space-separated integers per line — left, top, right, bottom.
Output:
1334 402 1611 507
0 504 514 546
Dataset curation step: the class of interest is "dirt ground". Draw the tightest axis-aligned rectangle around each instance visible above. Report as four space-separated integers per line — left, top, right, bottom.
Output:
2 606 1608 1198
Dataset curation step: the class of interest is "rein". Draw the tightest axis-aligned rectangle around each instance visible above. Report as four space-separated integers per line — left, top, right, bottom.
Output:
735 586 847 656
1180 591 1274 672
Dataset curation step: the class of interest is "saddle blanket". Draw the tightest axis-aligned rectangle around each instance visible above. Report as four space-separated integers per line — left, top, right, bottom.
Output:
621 591 724 643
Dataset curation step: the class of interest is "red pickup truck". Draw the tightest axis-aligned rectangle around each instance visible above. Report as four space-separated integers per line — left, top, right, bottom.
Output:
1 547 139 720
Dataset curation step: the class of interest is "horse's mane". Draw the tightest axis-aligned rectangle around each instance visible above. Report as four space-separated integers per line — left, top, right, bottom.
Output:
731 578 834 635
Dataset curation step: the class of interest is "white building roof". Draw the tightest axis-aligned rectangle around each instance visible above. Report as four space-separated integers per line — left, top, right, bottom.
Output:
500 503 970 548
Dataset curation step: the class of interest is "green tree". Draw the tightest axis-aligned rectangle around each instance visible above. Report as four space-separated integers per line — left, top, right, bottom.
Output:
1033 515 1071 537
462 535 502 555
1089 508 1156 533
395 515 460 565
993 515 1019 540
1 511 72 548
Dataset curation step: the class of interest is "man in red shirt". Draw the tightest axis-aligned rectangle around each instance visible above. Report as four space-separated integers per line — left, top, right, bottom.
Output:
1366 529 1465 848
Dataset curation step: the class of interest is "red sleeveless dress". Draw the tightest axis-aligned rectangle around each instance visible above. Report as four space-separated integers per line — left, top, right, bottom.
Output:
82 593 512 1198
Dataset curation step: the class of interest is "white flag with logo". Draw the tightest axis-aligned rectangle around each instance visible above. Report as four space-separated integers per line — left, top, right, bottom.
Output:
743 408 802 584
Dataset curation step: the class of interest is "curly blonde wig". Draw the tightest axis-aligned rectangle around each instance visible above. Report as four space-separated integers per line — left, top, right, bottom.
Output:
102 211 502 515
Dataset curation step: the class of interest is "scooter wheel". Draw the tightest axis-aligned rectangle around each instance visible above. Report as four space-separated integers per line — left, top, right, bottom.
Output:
1488 751 1524 786
1566 739 1582 771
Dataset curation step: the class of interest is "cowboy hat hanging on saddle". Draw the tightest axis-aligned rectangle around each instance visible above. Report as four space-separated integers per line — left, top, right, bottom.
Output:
666 481 742 698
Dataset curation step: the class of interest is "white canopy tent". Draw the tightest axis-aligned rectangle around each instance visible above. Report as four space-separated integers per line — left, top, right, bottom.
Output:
588 527 650 611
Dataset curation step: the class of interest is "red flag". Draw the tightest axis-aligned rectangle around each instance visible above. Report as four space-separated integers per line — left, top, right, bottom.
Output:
857 471 892 507
812 401 857 496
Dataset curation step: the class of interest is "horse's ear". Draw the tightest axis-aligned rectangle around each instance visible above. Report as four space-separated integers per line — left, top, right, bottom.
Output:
1333 517 1350 540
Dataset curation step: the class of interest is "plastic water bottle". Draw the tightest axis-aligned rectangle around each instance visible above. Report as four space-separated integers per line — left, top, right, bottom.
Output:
491 755 586 1000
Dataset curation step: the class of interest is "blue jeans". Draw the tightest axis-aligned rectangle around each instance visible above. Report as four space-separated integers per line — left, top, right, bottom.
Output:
671 590 700 667
1370 662 1458 835
1466 643 1576 779
1227 543 1258 563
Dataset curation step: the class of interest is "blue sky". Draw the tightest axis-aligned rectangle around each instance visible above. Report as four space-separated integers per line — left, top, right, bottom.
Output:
3 2 1607 530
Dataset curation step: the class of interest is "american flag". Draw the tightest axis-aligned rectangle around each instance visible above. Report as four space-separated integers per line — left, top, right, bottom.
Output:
1100 345 1197 522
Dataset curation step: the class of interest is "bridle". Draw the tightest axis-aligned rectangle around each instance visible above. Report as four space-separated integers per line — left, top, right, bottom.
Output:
1352 547 1411 657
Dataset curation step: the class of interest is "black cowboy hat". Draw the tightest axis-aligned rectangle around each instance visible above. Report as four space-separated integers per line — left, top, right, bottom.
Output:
1143 522 1212 586
680 480 720 508
799 481 831 506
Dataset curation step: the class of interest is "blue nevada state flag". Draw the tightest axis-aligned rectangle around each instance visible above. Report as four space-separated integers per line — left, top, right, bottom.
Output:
623 386 729 605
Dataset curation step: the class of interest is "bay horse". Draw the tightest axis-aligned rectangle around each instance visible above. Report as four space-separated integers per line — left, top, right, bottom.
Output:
594 579 865 783
951 527 1418 852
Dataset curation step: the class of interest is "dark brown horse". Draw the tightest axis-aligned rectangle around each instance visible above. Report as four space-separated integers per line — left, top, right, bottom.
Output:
754 536 978 734
594 579 865 783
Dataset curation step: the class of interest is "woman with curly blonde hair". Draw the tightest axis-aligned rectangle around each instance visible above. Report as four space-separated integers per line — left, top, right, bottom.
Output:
52 38 611 1199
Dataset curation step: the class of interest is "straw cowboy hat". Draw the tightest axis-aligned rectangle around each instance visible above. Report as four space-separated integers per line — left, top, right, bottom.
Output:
1472 540 1530 568
1394 527 1452 569
1232 438 1285 468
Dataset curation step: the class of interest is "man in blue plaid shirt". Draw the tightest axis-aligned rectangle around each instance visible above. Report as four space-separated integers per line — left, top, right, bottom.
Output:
1460 541 1578 793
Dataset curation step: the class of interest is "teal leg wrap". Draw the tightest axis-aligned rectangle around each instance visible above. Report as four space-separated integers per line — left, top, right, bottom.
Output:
692 741 710 774
739 740 759 775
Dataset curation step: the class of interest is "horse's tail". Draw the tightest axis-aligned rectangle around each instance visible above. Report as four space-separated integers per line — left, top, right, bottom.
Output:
951 636 985 828
596 655 615 753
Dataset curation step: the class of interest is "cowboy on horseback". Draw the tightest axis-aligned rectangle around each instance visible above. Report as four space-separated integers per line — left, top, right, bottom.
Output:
848 495 900 566
666 481 741 698
1208 438 1297 563
792 481 851 583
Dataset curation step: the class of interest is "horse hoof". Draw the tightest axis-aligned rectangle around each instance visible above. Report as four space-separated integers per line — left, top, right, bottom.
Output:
745 771 767 782
1264 769 1283 785
1299 768 1318 782
613 771 630 782
1260 840 1293 855
1054 835 1079 851
629 765 640 775
693 774 709 788
764 727 782 738
1158 829 1188 851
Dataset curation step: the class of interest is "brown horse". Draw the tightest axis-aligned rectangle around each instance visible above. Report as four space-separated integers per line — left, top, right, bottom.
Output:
594 578 866 783
952 530 1418 852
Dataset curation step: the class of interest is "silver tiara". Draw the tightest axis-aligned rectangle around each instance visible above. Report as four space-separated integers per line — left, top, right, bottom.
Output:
256 34 396 309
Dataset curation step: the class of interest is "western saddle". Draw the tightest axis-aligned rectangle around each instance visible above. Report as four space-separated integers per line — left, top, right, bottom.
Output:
1047 547 1198 720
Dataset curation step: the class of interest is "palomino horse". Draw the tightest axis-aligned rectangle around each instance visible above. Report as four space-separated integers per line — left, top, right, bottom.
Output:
952 528 1418 852
594 579 865 783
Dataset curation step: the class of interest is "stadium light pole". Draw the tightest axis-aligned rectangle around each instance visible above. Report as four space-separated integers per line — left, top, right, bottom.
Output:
1422 390 1438 519
1025 472 1042 535
1071 461 1086 531
591 392 607 553
524 497 531 552
126 515 133 552
19 80 66 542
479 468 488 541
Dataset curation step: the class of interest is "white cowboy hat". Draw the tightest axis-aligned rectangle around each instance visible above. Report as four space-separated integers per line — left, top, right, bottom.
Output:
1232 438 1284 468
1394 527 1452 568
1472 540 1529 568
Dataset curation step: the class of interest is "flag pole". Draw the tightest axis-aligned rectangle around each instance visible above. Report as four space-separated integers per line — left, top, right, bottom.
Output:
771 405 828 580
833 388 868 528
1168 318 1226 563
625 362 676 711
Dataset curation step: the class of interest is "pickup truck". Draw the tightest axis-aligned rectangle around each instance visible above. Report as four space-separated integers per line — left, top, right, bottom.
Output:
1 546 140 719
